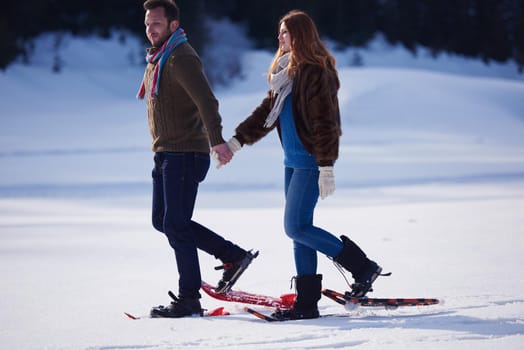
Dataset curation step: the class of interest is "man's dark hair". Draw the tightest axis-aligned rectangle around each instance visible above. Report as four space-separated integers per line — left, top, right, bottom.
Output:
143 0 180 23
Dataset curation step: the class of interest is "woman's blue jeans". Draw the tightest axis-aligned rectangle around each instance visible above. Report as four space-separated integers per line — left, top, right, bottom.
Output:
284 167 344 276
152 152 244 298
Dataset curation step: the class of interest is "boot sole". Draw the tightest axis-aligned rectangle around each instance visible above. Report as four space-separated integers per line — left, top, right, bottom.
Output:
350 265 383 297
215 250 259 293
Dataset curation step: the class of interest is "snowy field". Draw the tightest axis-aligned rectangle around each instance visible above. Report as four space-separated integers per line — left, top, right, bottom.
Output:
1 31 524 349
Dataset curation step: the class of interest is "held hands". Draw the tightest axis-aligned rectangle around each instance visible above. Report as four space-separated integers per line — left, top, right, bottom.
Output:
212 137 242 168
211 143 233 168
319 166 335 199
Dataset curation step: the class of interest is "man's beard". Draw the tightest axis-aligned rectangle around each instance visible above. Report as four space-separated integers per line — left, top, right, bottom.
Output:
153 30 173 47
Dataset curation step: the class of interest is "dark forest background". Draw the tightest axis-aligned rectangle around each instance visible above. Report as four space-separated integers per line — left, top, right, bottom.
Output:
2 0 523 71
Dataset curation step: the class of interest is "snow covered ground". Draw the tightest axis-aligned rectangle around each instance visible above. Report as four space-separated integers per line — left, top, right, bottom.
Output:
1 31 524 349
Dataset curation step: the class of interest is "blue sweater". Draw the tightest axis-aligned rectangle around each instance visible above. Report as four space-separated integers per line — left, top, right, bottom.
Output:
280 95 317 169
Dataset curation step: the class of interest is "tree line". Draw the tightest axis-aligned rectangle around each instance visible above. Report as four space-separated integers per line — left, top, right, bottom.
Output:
2 0 523 71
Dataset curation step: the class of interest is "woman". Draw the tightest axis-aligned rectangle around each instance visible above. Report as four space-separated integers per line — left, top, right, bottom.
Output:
224 10 383 320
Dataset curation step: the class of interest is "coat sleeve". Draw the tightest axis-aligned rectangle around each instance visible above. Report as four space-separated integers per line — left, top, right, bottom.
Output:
300 65 341 166
234 91 276 146
172 54 225 146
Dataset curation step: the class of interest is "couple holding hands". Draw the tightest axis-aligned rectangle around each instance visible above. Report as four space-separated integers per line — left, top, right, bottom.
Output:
138 0 383 320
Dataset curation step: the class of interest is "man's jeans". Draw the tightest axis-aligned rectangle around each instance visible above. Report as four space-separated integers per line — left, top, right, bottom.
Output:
152 152 244 298
284 167 344 276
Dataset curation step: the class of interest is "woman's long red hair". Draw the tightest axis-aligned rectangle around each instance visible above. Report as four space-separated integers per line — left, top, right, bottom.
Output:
268 10 336 80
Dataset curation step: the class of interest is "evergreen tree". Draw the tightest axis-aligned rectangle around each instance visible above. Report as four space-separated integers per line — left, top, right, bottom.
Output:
0 0 522 71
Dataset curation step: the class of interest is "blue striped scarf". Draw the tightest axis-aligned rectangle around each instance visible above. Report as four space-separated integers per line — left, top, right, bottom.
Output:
137 28 188 99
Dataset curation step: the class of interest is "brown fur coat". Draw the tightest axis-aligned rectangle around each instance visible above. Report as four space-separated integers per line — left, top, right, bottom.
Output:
234 63 341 166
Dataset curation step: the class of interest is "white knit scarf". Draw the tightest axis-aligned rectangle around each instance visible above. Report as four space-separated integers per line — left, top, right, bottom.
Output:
264 53 293 128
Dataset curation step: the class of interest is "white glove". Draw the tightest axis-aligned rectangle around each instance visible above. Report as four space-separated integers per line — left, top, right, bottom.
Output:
319 166 335 199
226 137 242 153
213 137 242 169
211 151 222 169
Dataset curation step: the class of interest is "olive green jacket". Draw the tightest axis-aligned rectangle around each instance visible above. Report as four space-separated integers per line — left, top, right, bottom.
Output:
143 42 225 153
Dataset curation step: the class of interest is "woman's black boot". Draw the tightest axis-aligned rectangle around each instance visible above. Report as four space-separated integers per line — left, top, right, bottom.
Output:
271 274 322 320
334 235 383 297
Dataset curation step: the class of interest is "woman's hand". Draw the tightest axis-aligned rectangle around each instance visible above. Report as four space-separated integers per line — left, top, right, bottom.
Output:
319 166 335 199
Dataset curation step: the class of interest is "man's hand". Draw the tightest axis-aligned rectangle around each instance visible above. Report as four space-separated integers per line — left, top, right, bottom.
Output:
212 143 234 167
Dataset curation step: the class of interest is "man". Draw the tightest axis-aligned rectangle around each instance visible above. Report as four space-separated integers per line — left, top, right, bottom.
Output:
138 0 257 318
